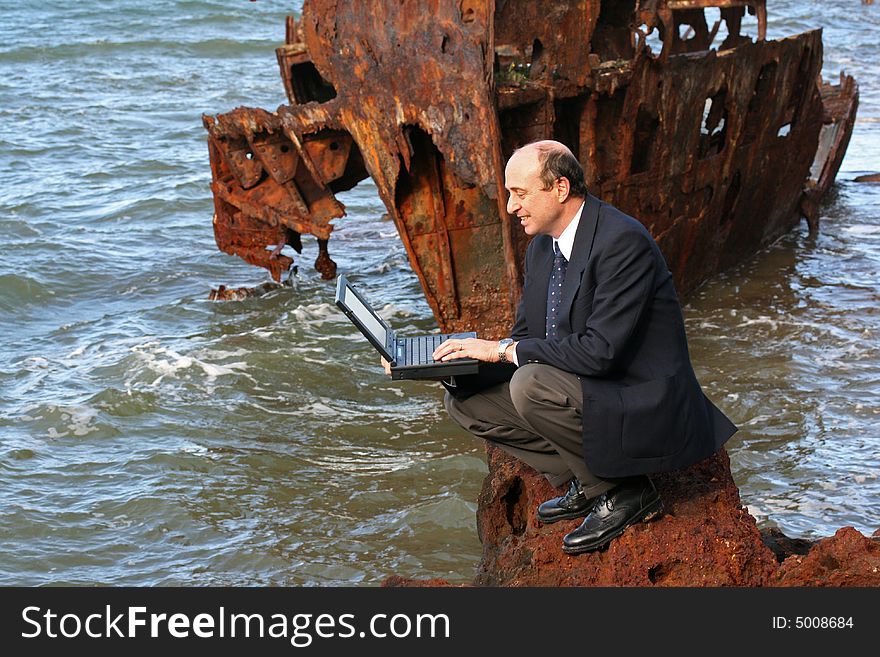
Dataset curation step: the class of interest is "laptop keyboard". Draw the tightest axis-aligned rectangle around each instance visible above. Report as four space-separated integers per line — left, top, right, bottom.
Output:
399 334 450 365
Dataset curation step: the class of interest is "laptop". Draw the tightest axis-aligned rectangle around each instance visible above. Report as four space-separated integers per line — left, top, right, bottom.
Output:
334 275 479 380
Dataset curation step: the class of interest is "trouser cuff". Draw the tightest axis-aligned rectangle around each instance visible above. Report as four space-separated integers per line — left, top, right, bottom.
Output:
546 471 574 488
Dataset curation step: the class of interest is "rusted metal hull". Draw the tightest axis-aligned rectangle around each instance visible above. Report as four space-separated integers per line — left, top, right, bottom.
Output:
204 1 857 339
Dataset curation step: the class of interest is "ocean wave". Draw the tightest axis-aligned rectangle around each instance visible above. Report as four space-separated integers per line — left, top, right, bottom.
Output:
0 35 284 66
15 402 121 440
127 341 253 388
87 386 162 418
0 273 54 311
0 218 42 238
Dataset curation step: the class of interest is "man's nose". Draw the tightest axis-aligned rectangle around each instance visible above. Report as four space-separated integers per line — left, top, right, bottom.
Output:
507 196 519 214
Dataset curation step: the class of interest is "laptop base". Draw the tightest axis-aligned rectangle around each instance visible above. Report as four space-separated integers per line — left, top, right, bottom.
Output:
391 358 479 381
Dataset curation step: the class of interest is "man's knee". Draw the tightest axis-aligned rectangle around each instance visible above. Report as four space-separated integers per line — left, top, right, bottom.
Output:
444 390 478 434
508 363 548 417
444 390 462 424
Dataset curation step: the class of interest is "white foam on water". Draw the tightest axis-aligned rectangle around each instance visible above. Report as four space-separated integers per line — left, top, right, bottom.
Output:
180 444 208 456
38 404 100 439
745 505 767 523
742 414 774 427
244 401 303 417
193 347 251 360
842 224 880 236
129 342 252 387
736 315 780 331
291 301 339 323
300 400 339 417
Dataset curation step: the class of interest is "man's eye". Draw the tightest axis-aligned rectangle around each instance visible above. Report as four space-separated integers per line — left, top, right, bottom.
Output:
516 191 526 199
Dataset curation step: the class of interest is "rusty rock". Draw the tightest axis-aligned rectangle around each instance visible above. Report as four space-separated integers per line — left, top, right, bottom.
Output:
381 575 460 588
474 447 779 586
208 279 292 302
470 448 880 587
773 527 880 587
761 527 818 563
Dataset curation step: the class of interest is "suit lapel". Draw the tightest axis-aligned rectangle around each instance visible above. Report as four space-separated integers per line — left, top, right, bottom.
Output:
559 194 601 331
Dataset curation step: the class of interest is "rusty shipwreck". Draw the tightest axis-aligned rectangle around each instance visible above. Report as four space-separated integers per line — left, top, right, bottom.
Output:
203 0 856 332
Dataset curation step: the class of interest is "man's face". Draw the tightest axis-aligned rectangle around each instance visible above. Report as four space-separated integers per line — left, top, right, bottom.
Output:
504 149 564 238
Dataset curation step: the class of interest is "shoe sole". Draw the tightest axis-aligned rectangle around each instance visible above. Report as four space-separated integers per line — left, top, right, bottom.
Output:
561 498 663 554
537 507 592 524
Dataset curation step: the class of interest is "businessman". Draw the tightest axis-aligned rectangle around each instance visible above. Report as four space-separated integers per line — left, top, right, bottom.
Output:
433 140 736 553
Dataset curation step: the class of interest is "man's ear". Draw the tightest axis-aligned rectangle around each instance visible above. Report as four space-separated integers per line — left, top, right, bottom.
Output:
555 176 571 203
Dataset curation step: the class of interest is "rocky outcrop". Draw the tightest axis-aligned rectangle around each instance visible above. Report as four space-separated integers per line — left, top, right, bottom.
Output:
474 446 780 586
773 527 880 586
382 446 878 587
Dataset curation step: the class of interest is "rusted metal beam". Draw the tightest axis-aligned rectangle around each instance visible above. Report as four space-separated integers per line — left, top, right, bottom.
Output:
290 0 517 336
203 102 367 282
801 72 860 232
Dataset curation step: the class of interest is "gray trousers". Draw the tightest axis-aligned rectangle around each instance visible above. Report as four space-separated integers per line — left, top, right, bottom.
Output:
444 363 615 498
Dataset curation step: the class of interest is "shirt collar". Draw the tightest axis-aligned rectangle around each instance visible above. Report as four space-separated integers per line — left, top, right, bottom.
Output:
553 200 585 261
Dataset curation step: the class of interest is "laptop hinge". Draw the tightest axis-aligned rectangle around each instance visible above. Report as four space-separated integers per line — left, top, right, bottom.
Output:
387 328 398 365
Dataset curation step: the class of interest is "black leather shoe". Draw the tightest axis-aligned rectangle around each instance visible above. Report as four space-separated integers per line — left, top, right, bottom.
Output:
562 477 662 553
537 479 595 524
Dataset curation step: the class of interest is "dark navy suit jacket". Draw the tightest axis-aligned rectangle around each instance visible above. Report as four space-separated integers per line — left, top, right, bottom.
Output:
451 193 737 478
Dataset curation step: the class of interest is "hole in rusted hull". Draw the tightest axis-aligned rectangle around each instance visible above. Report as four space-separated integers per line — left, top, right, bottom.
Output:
290 60 337 103
553 96 583 160
699 88 728 158
593 0 637 61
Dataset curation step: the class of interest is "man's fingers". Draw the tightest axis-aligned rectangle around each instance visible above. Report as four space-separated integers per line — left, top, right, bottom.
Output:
434 338 470 361
433 338 457 360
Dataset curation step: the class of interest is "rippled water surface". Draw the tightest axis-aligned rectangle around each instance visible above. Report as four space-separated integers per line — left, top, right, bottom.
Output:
0 1 877 585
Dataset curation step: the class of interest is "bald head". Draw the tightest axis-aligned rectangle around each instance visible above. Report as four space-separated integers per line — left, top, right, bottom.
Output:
504 140 587 238
510 140 588 199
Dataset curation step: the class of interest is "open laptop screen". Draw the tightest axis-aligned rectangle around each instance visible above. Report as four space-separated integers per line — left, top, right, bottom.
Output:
337 278 389 350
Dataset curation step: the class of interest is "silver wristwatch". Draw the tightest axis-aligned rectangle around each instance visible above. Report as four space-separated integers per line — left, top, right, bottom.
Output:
497 338 514 363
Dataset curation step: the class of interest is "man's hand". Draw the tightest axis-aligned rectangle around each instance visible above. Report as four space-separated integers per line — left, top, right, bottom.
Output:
380 356 392 376
433 337 510 363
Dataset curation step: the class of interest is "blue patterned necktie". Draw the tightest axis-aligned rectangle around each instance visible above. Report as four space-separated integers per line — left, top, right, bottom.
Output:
546 241 568 339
